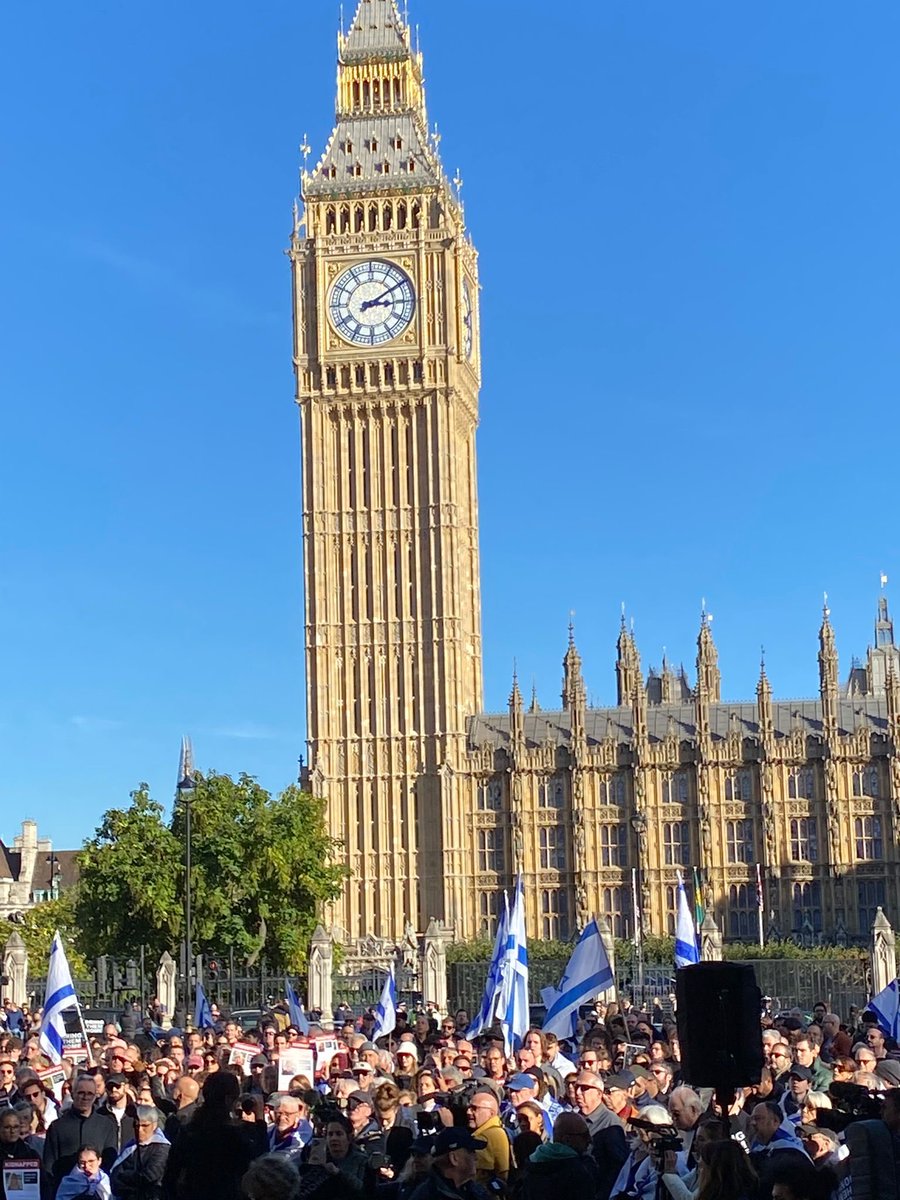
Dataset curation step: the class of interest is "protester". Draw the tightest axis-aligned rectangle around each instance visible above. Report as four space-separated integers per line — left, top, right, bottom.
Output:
242 1153 301 1200
44 1075 118 1197
407 1127 485 1200
56 1145 113 1200
109 1104 170 1199
572 1069 628 1200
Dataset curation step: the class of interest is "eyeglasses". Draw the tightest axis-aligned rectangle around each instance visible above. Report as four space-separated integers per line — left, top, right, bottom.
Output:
574 1084 599 1092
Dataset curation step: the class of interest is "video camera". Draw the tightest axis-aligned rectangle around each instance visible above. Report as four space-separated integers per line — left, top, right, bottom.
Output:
628 1116 683 1167
817 1082 884 1133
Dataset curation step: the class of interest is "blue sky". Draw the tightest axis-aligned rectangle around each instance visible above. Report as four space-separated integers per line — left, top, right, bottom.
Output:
3 1 899 850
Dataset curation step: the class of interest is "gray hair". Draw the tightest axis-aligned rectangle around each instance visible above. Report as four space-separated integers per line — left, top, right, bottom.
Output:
670 1086 703 1116
135 1105 159 1127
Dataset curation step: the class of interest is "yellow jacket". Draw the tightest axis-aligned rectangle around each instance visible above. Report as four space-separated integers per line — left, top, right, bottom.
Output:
474 1114 510 1183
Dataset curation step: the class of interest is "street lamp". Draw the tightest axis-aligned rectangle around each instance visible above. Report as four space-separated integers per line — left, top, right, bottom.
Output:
630 812 647 1007
176 737 196 1021
46 853 61 899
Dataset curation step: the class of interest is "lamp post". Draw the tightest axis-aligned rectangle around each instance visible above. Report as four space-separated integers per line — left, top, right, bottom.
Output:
177 737 196 1022
630 812 647 1007
46 853 61 900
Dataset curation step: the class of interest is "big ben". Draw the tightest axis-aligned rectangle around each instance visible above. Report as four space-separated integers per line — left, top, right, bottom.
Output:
292 0 484 940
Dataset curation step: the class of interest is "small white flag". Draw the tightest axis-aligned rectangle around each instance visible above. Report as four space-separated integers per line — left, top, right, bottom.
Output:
39 932 79 1065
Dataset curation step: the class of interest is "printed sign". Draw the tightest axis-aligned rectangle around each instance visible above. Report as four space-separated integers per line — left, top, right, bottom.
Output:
3 1160 42 1200
228 1041 262 1076
278 1046 315 1091
37 1065 67 1103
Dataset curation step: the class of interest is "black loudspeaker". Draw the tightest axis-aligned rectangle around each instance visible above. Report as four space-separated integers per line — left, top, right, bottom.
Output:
675 961 764 1089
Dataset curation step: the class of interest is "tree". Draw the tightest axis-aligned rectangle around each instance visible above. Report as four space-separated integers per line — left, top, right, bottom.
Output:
75 787 181 961
20 894 90 977
76 774 346 972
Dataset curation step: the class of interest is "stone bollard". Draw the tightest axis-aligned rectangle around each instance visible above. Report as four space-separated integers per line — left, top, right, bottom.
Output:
422 920 448 1013
308 925 334 1023
1 932 28 1008
700 912 723 961
870 907 897 996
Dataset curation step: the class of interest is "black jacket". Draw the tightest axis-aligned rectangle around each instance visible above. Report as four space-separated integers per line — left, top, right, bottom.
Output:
162 1114 266 1200
97 1101 136 1152
44 1109 118 1195
2 1139 41 1200
110 1140 170 1200
583 1104 628 1200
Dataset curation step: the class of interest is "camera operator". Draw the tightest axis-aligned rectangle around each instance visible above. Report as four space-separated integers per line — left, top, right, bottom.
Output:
611 1105 683 1200
841 1086 900 1200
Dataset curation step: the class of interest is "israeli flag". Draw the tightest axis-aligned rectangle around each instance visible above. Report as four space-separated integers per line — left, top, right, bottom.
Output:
194 981 214 1030
675 871 700 969
869 978 900 1039
371 964 398 1041
499 874 529 1055
286 978 310 1034
39 931 79 1065
541 918 614 1039
467 894 509 1039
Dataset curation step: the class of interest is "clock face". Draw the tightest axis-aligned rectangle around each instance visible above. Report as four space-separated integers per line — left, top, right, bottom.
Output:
328 260 416 347
462 278 474 360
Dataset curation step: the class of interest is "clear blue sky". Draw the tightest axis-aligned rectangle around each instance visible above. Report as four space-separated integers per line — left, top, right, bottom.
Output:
3 1 899 850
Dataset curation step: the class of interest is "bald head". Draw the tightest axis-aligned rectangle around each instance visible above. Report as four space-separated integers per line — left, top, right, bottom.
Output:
473 1089 499 1116
174 1076 200 1106
553 1111 590 1153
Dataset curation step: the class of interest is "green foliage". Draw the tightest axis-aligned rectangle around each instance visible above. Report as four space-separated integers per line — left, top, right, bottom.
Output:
446 936 576 963
77 774 346 972
20 894 90 977
723 940 866 962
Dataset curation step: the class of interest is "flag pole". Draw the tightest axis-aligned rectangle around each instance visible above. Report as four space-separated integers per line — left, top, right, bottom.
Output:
756 863 765 948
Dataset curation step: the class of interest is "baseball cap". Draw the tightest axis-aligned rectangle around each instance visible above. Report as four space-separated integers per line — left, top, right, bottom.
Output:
604 1073 634 1091
433 1127 486 1155
250 1054 268 1067
186 1054 204 1069
359 1041 377 1052
352 1061 375 1073
507 1073 536 1092
788 1065 813 1081
348 1090 373 1106
629 1066 652 1081
105 1073 126 1085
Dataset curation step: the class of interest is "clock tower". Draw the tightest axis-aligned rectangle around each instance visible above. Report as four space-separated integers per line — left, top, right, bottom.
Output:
291 0 483 939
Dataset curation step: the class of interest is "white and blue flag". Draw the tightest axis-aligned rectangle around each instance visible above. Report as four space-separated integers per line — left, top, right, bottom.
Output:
499 874 529 1055
286 978 310 1034
39 932 79 1065
869 978 900 1040
675 871 700 969
194 981 214 1030
371 964 398 1041
541 917 614 1040
466 894 509 1040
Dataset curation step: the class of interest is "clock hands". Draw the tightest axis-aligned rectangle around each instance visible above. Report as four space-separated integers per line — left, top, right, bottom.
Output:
360 281 403 311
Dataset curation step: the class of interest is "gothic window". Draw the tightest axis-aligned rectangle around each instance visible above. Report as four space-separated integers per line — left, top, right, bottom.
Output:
665 885 677 936
663 821 690 866
726 819 755 864
788 768 815 800
383 203 393 229
725 769 752 802
477 778 502 812
792 882 823 934
538 776 565 809
411 202 421 230
355 365 365 387
345 138 354 154
854 815 883 860
789 817 819 862
478 890 500 931
853 767 880 798
600 824 627 867
477 828 505 873
601 886 626 938
325 207 337 235
398 201 408 229
539 826 567 870
600 773 626 806
354 204 365 232
728 884 757 939
858 879 887 933
408 157 416 173
541 889 571 940
393 78 402 105
662 772 689 804
326 367 337 389
352 82 361 109
373 79 381 106
368 203 378 231
340 205 351 234
370 137 378 153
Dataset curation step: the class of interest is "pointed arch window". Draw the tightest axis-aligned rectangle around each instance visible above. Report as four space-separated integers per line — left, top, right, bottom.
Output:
853 766 880 797
538 776 565 809
600 773 626 806
725 770 753 802
855 815 883 860
477 779 502 812
788 768 815 800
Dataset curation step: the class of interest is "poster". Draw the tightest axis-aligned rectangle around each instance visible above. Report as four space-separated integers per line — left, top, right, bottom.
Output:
3 1160 42 1200
278 1046 315 1092
38 1065 67 1103
312 1037 346 1076
228 1041 262 1076
62 1033 89 1064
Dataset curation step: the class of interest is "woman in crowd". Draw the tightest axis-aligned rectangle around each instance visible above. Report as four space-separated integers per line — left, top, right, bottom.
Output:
56 1144 113 1200
322 1114 368 1188
694 1139 757 1200
514 1102 547 1142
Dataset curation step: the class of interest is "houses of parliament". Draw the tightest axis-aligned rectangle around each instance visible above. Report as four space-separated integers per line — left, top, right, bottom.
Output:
291 0 900 947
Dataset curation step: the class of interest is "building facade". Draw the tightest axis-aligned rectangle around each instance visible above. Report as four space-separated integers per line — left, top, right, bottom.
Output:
294 0 900 944
0 820 79 921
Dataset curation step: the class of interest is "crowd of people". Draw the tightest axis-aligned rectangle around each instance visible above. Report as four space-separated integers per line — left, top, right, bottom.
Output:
0 994 898 1200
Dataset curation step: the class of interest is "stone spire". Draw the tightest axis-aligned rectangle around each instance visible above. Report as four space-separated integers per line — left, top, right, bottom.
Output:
819 596 839 734
509 666 524 747
756 652 773 740
695 605 721 702
562 622 586 744
616 613 642 706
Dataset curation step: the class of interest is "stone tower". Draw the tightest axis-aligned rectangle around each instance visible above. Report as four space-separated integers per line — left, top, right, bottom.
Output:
291 0 483 939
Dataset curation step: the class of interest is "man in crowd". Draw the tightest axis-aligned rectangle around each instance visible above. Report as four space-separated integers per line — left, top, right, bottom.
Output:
791 1031 832 1090
572 1068 628 1200
465 1089 509 1185
97 1072 136 1152
409 1127 485 1200
43 1074 118 1197
749 1100 810 1200
267 1093 312 1161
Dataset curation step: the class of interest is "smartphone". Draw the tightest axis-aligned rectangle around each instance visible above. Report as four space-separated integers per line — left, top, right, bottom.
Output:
308 1140 327 1165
